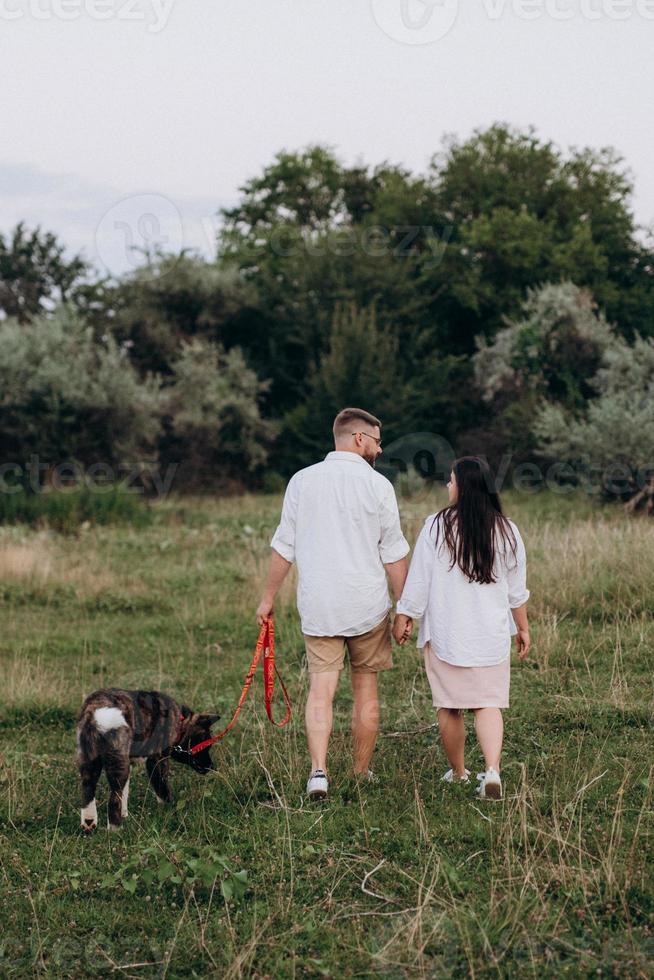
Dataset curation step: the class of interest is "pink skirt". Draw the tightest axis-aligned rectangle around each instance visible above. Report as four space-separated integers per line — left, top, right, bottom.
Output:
423 642 510 709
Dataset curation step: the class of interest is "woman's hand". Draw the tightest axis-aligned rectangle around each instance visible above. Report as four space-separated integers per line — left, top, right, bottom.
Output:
392 614 413 646
516 629 531 661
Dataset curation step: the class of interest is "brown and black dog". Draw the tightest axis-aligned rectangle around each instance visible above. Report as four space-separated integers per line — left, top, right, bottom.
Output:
76 688 219 832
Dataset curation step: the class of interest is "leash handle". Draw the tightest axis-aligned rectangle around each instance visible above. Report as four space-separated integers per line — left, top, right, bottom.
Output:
262 617 292 728
189 617 290 754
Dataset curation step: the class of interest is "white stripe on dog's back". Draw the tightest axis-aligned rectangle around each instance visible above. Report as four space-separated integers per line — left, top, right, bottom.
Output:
94 707 128 733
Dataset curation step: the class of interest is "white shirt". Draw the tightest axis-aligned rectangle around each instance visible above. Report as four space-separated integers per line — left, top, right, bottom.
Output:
270 451 410 637
396 514 529 667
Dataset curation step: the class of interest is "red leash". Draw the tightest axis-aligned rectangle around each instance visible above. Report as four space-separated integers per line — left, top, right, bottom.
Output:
188 617 291 755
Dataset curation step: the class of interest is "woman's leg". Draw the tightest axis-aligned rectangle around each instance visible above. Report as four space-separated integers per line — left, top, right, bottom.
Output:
473 708 503 771
437 708 466 777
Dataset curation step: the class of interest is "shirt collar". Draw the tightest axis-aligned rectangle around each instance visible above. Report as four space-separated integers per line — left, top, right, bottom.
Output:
325 450 370 467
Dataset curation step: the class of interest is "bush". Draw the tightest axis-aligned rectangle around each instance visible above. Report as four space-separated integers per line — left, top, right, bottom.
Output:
534 334 654 510
471 282 618 459
474 281 616 409
0 485 151 532
0 306 162 470
162 338 276 487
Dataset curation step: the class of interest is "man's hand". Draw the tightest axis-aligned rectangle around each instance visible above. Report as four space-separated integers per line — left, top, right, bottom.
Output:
392 613 413 646
255 550 293 625
516 629 531 661
256 597 274 625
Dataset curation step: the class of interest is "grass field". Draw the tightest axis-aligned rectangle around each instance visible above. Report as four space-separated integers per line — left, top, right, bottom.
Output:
1 486 653 978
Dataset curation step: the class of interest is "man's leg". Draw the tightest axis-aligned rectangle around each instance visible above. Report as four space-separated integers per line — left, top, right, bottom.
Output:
351 671 380 774
305 670 340 773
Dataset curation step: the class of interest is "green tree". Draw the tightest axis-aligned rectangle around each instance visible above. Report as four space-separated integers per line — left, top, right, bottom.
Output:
219 147 436 415
474 282 616 408
0 222 89 323
534 334 654 511
472 282 617 459
106 251 258 376
0 306 162 469
163 338 276 487
423 123 654 351
280 303 405 472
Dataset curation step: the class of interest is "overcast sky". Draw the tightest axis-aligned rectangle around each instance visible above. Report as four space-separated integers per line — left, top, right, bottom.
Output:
1 0 653 275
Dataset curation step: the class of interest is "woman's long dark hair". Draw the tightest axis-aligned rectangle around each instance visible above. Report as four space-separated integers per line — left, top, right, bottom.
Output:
432 456 517 584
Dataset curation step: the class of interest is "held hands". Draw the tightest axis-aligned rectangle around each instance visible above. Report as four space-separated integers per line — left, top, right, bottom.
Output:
392 613 413 646
516 629 531 661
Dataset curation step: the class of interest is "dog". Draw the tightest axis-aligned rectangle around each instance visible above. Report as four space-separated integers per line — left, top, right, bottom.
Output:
76 688 219 832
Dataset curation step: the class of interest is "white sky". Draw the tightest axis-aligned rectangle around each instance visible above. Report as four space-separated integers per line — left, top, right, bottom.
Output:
1 0 653 275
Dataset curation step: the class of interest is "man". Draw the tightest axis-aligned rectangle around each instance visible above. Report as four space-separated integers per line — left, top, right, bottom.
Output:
255 407 412 801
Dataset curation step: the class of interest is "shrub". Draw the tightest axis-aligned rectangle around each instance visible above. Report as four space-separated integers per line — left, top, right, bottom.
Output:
0 306 162 471
162 338 276 487
534 334 654 511
0 484 151 532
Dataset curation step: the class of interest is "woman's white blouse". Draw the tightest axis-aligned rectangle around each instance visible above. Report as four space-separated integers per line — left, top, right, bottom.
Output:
396 514 529 667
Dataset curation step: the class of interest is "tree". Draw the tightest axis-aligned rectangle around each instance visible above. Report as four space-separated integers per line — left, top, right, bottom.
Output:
0 223 88 323
423 123 654 352
218 147 436 415
163 338 276 487
0 306 162 470
278 303 407 472
107 251 258 376
534 335 654 512
471 282 617 460
474 282 616 408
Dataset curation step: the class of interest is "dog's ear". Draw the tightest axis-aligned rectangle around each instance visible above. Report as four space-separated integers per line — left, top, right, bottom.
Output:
195 712 220 728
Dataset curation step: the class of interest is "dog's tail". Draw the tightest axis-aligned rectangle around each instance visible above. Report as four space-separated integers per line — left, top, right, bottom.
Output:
77 705 130 760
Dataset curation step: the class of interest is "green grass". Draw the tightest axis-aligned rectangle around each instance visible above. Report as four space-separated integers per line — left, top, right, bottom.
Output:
0 489 653 978
0 485 152 533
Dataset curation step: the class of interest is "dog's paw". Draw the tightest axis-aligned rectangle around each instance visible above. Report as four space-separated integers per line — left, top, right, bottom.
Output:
81 803 98 833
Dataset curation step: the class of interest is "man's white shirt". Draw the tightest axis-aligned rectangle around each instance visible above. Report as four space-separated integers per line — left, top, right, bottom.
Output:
270 451 410 637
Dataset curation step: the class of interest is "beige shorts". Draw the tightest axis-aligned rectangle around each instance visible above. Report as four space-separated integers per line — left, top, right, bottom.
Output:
304 613 393 674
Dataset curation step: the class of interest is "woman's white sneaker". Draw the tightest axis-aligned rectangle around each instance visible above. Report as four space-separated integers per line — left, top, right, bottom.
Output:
442 768 470 783
476 768 502 799
306 769 328 801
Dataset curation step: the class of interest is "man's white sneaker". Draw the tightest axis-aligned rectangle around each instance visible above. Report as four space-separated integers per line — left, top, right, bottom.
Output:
442 768 471 783
476 768 502 799
306 769 328 801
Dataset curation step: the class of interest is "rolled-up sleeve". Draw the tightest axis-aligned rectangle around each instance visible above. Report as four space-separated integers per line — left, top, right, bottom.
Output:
507 526 530 608
378 482 410 564
270 475 299 563
396 520 435 619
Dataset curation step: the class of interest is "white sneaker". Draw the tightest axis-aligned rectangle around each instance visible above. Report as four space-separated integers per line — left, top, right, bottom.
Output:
306 769 328 801
355 769 379 784
442 768 471 783
476 768 502 799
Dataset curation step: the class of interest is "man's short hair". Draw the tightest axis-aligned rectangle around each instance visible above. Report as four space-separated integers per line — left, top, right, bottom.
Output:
333 407 382 441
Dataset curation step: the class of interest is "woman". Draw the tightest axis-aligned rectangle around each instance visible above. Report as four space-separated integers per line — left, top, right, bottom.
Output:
393 456 530 799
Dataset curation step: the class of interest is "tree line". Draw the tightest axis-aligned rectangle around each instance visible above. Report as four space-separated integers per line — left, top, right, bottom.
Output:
1 123 653 507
